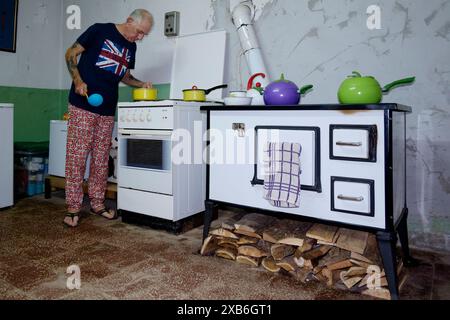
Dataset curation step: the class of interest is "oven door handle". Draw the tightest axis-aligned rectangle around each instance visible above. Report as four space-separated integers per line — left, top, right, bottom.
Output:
118 129 173 137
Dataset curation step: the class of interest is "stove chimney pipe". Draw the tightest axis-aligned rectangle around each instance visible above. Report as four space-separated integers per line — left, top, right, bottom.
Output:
230 0 270 87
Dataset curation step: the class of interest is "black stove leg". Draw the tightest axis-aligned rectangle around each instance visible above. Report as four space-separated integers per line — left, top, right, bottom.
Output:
203 200 217 241
397 208 419 267
376 231 399 300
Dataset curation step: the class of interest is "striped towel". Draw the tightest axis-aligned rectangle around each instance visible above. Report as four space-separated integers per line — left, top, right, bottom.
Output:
263 142 302 208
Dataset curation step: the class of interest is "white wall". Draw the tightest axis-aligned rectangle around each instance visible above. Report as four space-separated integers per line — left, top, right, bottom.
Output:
0 0 63 89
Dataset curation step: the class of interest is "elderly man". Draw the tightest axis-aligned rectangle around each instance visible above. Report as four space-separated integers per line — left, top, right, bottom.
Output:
63 9 153 227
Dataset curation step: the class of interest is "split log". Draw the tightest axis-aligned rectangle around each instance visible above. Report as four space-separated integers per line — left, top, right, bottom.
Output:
326 259 353 271
237 236 259 245
215 247 237 261
340 270 363 289
322 268 341 287
262 257 281 273
301 245 332 260
238 245 268 258
234 229 262 239
350 259 371 269
350 251 373 264
217 238 239 249
220 219 237 231
219 242 240 251
306 224 339 243
262 219 311 245
335 228 369 255
234 213 276 238
344 266 367 277
276 257 298 272
200 236 219 256
209 228 239 239
271 244 295 261
298 238 316 253
236 255 261 267
316 229 341 246
317 247 351 268
294 245 332 270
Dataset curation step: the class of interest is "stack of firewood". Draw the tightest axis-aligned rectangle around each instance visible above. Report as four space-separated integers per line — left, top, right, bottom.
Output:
201 213 407 300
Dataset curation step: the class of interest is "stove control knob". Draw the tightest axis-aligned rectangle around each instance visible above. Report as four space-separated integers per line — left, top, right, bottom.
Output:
146 113 152 122
133 113 139 122
140 113 145 122
126 111 132 122
120 113 125 122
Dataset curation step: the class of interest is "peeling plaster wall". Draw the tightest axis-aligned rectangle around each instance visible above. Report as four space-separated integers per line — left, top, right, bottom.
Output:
0 0 63 89
211 0 450 252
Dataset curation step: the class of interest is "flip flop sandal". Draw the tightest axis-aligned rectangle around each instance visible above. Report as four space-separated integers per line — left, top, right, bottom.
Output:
90 207 118 220
63 212 80 228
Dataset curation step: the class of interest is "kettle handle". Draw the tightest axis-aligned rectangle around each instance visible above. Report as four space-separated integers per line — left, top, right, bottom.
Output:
247 73 266 90
382 77 416 93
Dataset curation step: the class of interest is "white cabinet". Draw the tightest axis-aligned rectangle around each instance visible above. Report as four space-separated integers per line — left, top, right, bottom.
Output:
0 104 13 209
48 120 117 183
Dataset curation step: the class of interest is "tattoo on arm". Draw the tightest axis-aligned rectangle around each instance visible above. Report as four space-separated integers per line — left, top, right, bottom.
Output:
65 42 83 83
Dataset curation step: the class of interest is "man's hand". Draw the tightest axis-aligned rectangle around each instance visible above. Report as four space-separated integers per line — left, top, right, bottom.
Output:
74 80 88 96
122 70 152 88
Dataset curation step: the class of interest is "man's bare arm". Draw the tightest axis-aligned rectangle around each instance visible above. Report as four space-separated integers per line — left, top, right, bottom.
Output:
122 70 152 88
65 42 87 95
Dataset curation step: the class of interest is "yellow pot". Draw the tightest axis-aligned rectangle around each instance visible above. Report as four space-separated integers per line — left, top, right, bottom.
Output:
183 88 206 102
182 84 228 102
133 88 158 101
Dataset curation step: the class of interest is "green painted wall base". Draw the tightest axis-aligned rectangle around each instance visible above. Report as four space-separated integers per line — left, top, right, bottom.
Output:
0 84 170 143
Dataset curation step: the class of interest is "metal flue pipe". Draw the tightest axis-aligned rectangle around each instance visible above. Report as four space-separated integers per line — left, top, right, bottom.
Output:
230 0 270 87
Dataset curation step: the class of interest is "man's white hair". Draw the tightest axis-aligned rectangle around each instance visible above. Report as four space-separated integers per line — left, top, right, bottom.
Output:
129 9 153 25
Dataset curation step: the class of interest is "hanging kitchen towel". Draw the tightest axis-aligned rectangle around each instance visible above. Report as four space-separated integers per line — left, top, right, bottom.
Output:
263 142 302 208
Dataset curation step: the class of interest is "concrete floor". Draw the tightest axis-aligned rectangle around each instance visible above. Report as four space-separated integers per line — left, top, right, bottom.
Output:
1 193 449 300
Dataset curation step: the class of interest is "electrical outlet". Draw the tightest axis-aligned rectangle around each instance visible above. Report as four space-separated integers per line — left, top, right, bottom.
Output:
164 11 180 37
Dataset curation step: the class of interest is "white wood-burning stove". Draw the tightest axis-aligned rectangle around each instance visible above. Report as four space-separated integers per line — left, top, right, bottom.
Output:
201 103 417 300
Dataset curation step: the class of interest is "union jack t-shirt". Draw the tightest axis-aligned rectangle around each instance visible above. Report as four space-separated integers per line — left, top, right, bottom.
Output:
68 23 137 116
96 39 132 78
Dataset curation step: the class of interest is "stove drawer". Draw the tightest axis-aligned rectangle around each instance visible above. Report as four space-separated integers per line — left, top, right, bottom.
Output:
118 187 174 220
331 177 375 217
330 125 377 162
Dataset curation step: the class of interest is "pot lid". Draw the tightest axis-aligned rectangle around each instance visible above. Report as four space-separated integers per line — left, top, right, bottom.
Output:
169 30 227 100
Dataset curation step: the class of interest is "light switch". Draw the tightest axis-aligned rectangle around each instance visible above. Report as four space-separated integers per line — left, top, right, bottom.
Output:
164 11 180 37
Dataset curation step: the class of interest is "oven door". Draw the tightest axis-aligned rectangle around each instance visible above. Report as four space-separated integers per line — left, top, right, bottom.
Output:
118 129 173 195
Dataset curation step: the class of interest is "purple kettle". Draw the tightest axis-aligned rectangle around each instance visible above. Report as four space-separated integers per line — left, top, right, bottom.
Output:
263 74 313 105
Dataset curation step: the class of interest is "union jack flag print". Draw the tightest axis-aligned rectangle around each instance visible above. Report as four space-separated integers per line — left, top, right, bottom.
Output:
96 39 131 77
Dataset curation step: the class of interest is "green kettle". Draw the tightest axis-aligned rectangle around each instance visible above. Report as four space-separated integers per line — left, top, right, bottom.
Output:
338 71 415 104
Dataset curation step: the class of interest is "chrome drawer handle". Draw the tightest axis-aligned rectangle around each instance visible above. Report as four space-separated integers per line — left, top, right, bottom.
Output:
337 195 364 202
336 141 363 147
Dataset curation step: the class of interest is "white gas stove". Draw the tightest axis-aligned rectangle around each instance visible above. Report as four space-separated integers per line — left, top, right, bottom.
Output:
117 100 222 230
116 30 227 231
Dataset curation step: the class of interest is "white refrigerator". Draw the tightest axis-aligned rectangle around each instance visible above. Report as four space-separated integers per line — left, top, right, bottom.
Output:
0 104 13 209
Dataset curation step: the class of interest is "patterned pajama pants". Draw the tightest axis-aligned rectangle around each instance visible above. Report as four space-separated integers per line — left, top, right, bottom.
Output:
65 104 115 212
